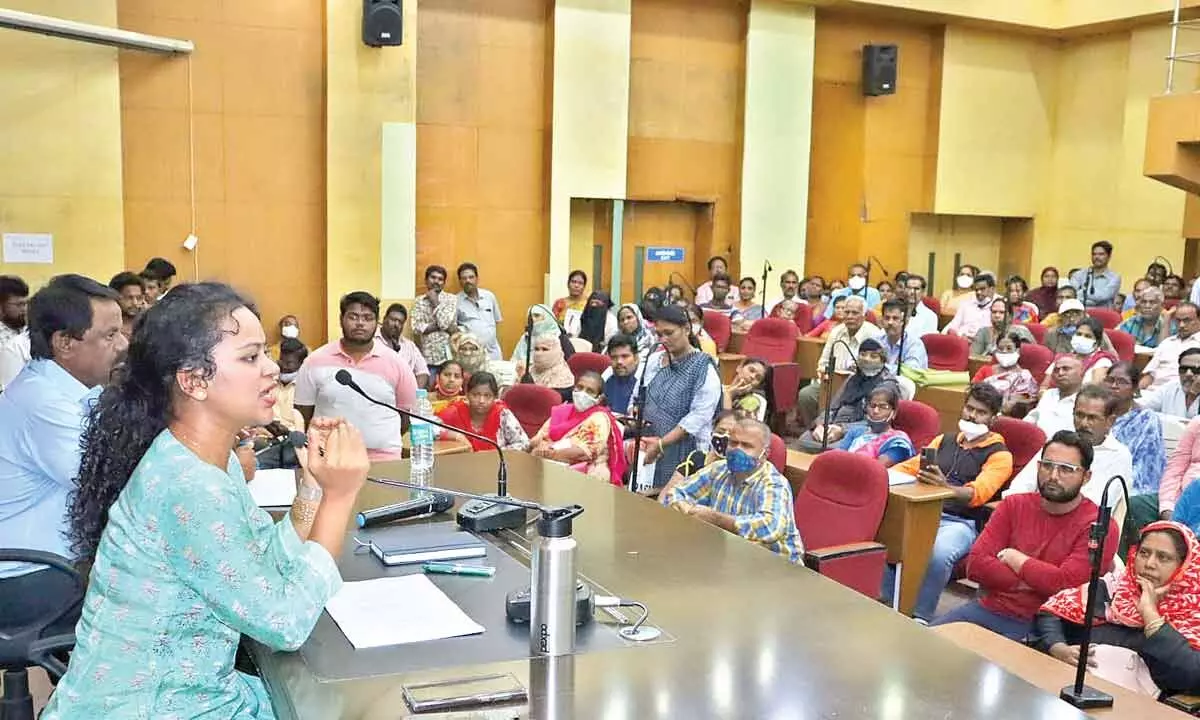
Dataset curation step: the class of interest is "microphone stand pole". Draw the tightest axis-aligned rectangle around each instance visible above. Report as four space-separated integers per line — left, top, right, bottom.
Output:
521 308 534 384
760 261 771 313
625 344 659 491
818 339 857 453
1060 475 1130 710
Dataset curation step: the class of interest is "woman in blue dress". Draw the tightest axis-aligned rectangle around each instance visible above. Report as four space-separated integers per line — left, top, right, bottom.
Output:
43 282 369 719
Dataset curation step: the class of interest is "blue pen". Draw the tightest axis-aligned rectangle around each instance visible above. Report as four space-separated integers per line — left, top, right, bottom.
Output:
422 562 496 577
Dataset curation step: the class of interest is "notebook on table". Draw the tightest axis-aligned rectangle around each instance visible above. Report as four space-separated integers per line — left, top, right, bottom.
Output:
367 524 487 566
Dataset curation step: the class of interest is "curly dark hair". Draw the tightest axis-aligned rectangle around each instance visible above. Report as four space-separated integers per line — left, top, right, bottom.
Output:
67 282 256 561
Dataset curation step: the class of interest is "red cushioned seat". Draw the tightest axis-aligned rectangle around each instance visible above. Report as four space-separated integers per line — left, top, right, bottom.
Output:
702 309 733 352
922 334 970 371
1018 342 1054 385
1087 308 1122 330
567 351 611 380
502 384 562 437
893 400 940 451
742 318 799 365
1107 329 1135 363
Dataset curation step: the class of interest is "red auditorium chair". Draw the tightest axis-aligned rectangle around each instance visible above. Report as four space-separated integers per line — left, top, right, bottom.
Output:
1166 299 1181 310
1018 342 1054 385
1019 322 1046 345
791 302 814 335
992 417 1046 480
865 310 878 325
702 309 733 352
922 334 970 371
742 318 799 364
922 296 941 315
892 400 940 450
770 363 802 432
793 451 889 598
503 384 562 437
1107 329 1135 363
1087 308 1122 330
768 434 787 475
567 352 611 380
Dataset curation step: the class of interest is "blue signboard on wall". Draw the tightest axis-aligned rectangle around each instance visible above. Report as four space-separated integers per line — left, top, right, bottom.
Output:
646 247 685 263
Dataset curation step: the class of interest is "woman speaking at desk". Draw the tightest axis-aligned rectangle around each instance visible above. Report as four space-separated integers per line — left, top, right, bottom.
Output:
44 283 369 719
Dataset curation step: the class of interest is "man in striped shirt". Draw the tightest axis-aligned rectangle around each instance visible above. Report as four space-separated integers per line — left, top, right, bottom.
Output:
664 417 803 563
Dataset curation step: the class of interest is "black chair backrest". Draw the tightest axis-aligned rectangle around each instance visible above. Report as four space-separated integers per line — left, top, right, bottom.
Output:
0 549 84 680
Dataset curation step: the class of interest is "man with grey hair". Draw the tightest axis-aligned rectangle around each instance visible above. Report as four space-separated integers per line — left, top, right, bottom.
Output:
664 417 803 563
1118 284 1175 349
797 294 884 427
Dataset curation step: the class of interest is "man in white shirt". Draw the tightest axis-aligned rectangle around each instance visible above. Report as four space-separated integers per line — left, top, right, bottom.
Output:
902 273 940 337
797 295 883 426
1140 302 1200 391
1025 354 1084 438
1137 347 1200 419
1006 384 1133 508
944 272 997 341
0 275 31 390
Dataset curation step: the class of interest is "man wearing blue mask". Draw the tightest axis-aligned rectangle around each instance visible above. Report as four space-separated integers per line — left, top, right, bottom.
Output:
663 417 804 563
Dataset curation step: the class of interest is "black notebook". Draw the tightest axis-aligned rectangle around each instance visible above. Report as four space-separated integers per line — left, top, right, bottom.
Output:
367 524 487 566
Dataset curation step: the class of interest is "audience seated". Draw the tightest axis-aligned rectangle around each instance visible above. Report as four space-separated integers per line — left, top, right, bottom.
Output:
530 371 626 485
940 265 978 316
944 272 997 341
1027 267 1061 319
663 416 804 563
1004 384 1133 509
601 335 640 416
879 299 928 381
900 274 940 338
765 270 802 315
798 339 900 453
882 383 1013 623
1160 417 1200 525
273 338 307 432
973 332 1039 417
293 291 419 462
969 298 1034 357
731 276 765 323
1004 276 1040 324
831 384 915 468
930 431 1118 641
378 302 431 389
1035 522 1200 698
512 303 571 376
693 256 728 306
436 372 530 452
430 360 466 412
661 411 738 498
573 291 618 352
1061 315 1118 385
804 295 846 339
1102 362 1167 546
686 304 719 359
1119 285 1175 349
822 263 881 320
698 273 736 318
1040 286 1079 332
526 333 576 403
1025 354 1084 438
1140 302 1200 392
796 296 883 425
551 269 588 326
723 357 772 422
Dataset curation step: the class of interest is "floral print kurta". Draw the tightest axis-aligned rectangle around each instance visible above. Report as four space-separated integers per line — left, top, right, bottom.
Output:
43 431 342 719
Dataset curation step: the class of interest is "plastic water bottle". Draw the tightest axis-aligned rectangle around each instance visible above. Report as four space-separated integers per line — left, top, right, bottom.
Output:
409 389 435 494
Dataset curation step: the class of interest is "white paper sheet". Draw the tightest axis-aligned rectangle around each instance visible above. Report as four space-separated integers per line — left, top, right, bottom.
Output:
635 459 657 492
887 468 917 487
326 574 485 649
247 468 297 507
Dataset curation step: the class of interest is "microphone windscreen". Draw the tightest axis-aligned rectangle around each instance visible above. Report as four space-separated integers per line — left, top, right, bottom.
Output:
334 369 353 386
431 492 454 512
288 430 308 449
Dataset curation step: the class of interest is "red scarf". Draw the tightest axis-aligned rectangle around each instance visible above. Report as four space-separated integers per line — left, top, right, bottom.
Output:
547 403 629 486
433 381 464 404
1041 521 1200 650
437 400 506 452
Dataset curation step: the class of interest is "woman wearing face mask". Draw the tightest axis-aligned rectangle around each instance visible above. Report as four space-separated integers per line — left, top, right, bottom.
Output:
686 304 719 359
973 333 1039 419
616 303 654 356
659 411 738 499
513 304 574 378
1060 315 1118 386
529 333 577 403
832 385 915 468
970 298 1036 357
940 264 979 315
800 339 900 451
530 371 628 485
1035 522 1200 697
268 314 301 361
574 291 618 352
723 358 773 422
436 372 529 452
273 338 308 431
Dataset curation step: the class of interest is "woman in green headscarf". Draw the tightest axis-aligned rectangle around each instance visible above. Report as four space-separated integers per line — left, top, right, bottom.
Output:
513 303 574 379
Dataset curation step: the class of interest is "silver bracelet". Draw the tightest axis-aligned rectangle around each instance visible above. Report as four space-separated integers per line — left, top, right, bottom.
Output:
297 482 323 503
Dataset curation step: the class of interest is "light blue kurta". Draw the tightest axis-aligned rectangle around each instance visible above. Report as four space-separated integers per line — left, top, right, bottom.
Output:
43 431 342 720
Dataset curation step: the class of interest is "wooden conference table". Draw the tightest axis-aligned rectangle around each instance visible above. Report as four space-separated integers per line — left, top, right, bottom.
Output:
935 623 1190 718
784 450 953 617
252 453 1100 720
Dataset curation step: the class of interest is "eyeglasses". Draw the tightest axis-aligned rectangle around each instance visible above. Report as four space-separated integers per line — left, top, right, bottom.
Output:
1102 375 1133 387
866 402 894 412
1038 459 1084 475
1179 365 1200 376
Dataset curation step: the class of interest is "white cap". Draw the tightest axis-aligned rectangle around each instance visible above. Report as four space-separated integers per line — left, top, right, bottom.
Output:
1058 299 1085 314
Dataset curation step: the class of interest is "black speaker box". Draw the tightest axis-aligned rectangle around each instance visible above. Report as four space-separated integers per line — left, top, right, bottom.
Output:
862 44 897 96
363 0 403 47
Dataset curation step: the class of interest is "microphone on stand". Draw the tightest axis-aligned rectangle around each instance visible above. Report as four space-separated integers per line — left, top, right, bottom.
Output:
819 339 858 453
253 430 308 457
760 260 772 312
668 272 697 301
1059 475 1129 711
624 341 666 491
521 307 535 384
333 369 528 532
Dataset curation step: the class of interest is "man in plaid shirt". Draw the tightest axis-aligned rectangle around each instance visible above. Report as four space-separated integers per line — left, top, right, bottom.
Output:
664 417 804 563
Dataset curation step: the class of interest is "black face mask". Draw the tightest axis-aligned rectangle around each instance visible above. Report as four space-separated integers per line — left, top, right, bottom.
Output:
711 434 730 457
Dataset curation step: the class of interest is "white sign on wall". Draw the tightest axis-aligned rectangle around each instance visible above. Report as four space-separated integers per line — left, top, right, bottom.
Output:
2 233 54 264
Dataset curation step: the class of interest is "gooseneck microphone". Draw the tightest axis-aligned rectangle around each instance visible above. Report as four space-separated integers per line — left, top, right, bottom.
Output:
333 370 527 532
356 492 454 528
254 430 308 456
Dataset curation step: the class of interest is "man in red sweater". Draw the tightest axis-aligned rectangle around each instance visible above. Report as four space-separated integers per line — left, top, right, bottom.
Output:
929 430 1118 640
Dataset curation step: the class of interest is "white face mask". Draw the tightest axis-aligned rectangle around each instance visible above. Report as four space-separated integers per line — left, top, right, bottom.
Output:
956 274 974 290
994 351 1019 368
848 276 867 291
691 323 703 335
279 371 298 385
281 325 300 339
1070 335 1097 355
572 391 599 413
958 419 989 441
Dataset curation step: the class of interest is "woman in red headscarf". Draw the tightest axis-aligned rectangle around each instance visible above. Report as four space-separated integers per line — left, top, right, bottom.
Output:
1033 521 1200 697
529 370 628 486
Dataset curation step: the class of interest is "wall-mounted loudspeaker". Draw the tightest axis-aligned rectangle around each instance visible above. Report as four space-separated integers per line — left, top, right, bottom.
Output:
861 44 897 96
363 0 402 47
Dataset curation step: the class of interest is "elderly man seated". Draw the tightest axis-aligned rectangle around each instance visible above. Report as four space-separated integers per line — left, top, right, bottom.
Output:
663 416 803 563
1119 285 1175 350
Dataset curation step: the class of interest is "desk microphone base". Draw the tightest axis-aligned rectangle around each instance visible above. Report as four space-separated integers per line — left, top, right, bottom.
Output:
456 496 529 533
1059 684 1113 710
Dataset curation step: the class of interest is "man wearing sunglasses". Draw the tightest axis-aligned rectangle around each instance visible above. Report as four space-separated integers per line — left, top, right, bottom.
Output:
1006 384 1133 509
1140 302 1200 391
1138 347 1200 420
930 431 1119 640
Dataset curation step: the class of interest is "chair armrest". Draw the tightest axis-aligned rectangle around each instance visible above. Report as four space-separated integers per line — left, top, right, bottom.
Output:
30 633 76 680
1164 693 1200 714
803 541 887 568
718 353 747 363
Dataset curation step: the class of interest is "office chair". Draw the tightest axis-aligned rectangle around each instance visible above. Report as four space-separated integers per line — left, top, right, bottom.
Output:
0 550 82 720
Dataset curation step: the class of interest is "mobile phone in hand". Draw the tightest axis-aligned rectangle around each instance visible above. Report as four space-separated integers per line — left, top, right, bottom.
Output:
920 447 937 470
